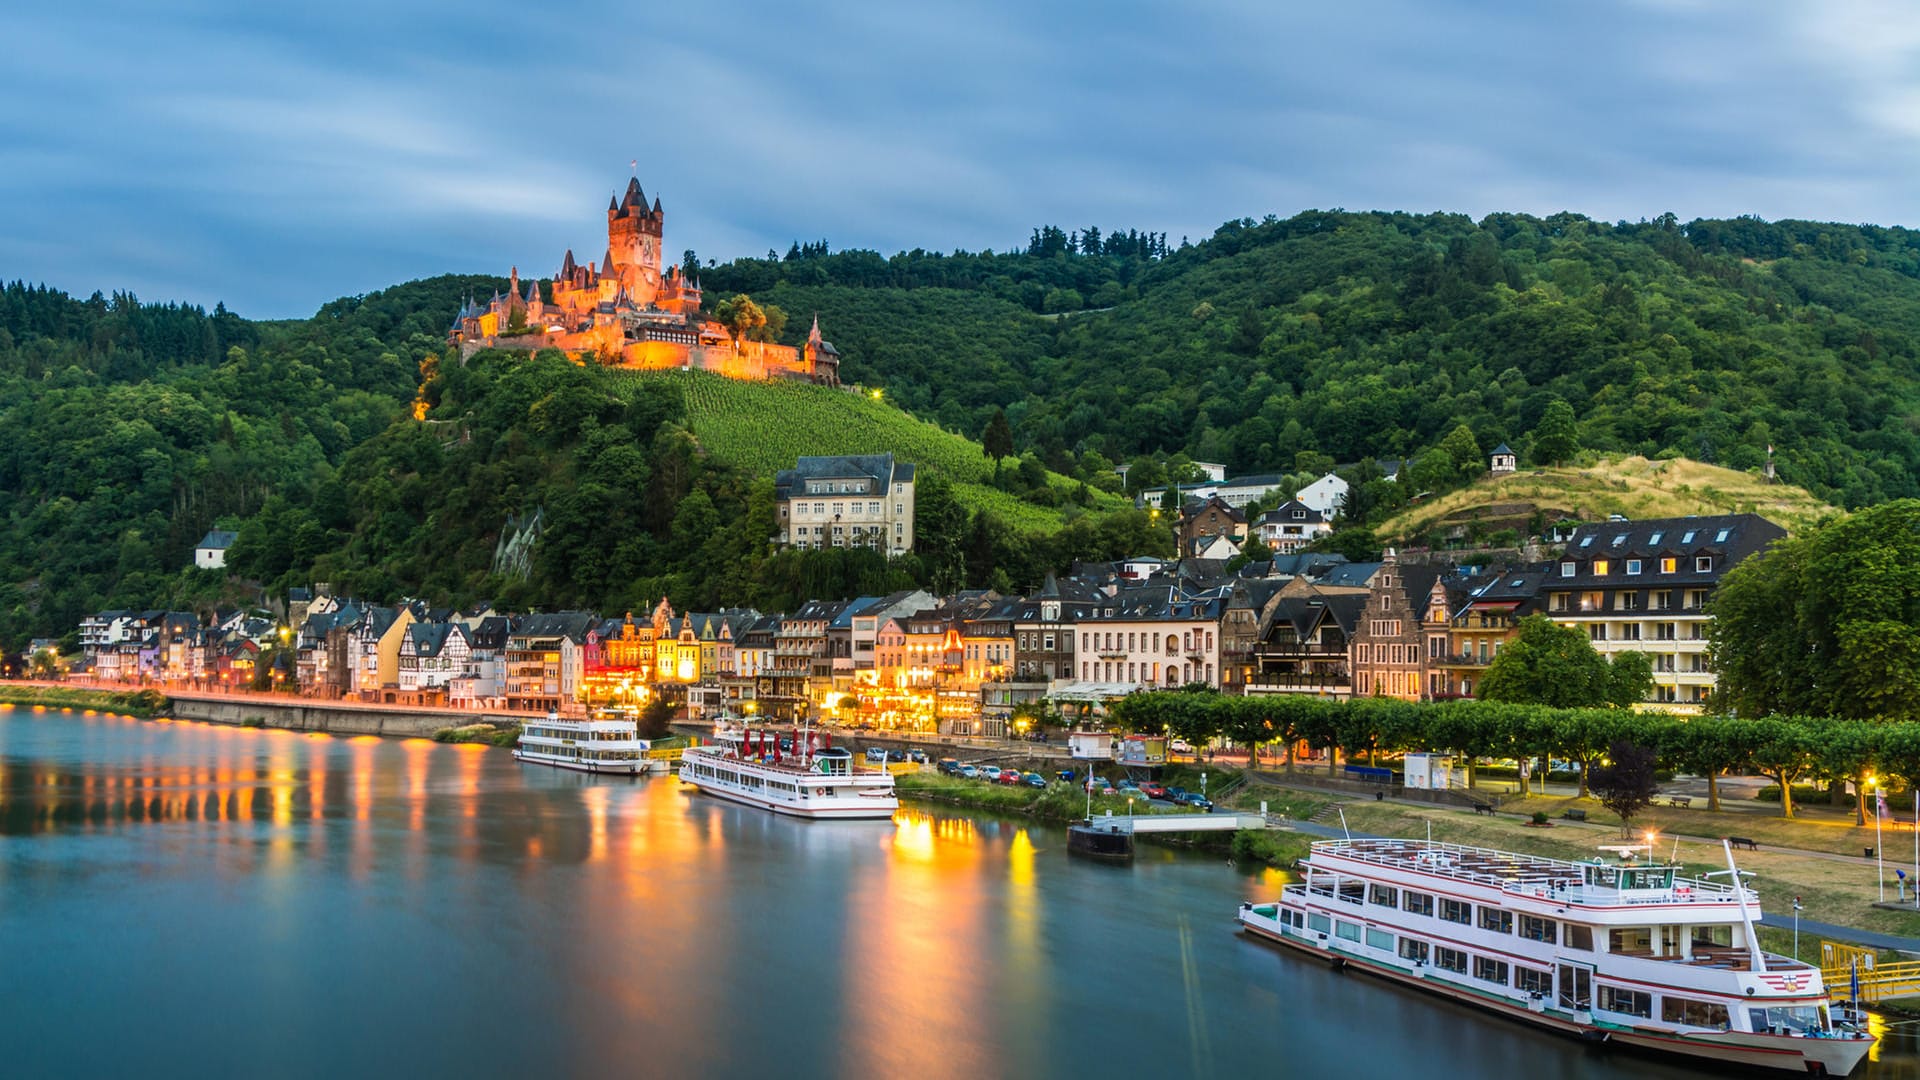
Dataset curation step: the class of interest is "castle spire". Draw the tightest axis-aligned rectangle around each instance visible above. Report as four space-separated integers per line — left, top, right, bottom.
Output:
561 249 576 277
603 247 617 275
609 194 619 214
624 176 644 209
651 195 661 215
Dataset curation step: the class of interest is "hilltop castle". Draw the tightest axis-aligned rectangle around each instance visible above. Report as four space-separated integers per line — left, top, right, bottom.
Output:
451 177 839 385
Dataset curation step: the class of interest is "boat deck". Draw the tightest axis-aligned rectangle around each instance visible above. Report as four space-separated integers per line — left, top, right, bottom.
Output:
1310 838 1753 906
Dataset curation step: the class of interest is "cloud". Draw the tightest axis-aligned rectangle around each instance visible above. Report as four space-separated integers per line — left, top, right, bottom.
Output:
2 0 1918 316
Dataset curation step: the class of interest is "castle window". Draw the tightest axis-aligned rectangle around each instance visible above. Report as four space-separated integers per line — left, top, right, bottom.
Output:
869 502 880 515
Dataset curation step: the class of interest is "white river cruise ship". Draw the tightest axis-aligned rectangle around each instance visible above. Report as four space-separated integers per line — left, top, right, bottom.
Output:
678 722 897 820
514 708 653 775
1239 837 1872 1076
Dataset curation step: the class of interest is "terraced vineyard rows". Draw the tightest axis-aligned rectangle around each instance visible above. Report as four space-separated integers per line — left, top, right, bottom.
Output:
637 371 1122 534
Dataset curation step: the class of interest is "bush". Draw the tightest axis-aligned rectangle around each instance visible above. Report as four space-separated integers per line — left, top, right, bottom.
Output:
1532 811 1550 825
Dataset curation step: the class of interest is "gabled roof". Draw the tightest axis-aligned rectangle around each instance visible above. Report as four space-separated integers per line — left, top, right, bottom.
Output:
406 621 468 658
197 530 238 550
1491 442 1515 456
1313 562 1384 588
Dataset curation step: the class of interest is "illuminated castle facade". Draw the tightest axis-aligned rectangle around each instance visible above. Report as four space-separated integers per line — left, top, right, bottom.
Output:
451 177 839 385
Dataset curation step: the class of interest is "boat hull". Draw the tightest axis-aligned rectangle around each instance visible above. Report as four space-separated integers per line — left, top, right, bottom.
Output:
513 749 643 776
680 773 898 820
1238 913 1871 1077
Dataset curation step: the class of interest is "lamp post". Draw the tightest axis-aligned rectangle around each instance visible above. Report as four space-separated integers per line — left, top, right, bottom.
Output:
1792 896 1803 962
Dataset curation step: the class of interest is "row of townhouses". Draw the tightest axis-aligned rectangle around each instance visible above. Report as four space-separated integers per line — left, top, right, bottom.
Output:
72 513 1782 732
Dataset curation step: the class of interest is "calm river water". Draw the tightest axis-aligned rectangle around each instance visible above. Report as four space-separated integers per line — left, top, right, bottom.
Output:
1 706 1916 1079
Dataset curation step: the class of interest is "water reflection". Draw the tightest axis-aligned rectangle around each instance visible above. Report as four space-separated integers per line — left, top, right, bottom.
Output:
1 706 1917 1079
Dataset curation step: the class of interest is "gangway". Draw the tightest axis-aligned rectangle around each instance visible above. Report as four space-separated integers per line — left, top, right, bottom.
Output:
1821 941 1920 1004
1066 811 1266 860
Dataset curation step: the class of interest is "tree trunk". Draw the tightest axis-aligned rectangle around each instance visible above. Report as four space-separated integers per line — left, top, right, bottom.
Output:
1464 755 1477 790
1578 754 1592 799
1706 772 1720 813
1854 772 1868 827
1327 746 1337 778
1776 774 1794 819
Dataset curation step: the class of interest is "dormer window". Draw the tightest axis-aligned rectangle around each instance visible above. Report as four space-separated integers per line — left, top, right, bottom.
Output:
1626 559 1642 575
1560 562 1576 577
1661 557 1677 574
1695 556 1713 573
1592 559 1610 575
1292 509 1306 520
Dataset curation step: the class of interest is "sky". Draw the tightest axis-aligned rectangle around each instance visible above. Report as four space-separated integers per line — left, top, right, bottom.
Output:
3 0 1919 318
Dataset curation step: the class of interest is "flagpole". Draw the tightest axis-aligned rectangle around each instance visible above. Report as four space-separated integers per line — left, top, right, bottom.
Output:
1876 786 1886 903
1912 789 1917 910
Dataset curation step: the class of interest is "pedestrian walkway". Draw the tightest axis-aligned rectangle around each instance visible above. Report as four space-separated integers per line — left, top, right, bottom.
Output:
1759 915 1920 954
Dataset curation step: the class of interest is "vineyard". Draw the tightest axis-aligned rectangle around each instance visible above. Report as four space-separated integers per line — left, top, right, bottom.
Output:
636 371 1125 533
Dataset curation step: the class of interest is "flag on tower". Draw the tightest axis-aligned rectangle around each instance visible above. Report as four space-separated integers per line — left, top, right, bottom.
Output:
630 159 638 174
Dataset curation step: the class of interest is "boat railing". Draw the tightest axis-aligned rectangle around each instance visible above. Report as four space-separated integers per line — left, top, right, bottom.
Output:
1314 838 1751 903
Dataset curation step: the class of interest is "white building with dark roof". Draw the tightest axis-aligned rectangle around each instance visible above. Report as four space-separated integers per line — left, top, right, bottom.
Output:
195 530 238 570
774 453 916 555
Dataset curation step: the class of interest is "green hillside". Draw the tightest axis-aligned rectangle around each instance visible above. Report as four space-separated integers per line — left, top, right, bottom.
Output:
709 212 1920 510
656 370 1126 533
1374 455 1837 547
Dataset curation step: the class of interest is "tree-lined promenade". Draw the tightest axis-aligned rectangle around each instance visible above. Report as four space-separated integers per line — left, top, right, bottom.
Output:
1110 690 1920 822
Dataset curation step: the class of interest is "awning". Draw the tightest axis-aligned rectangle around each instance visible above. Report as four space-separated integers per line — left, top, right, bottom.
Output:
1046 681 1143 702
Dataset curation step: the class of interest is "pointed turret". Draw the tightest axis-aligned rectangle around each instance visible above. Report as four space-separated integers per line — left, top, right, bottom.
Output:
609 194 619 214
603 247 618 276
807 313 823 348
561 249 576 277
651 195 661 215
623 176 644 209
525 279 538 303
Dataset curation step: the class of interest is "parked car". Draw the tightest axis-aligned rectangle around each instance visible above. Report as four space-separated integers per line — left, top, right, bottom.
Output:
1169 739 1193 754
886 749 906 763
979 766 1004 783
937 759 961 776
906 750 930 764
1176 792 1214 811
864 747 887 763
997 769 1025 786
1139 782 1168 799
1164 786 1190 802
1023 771 1048 788
958 764 979 779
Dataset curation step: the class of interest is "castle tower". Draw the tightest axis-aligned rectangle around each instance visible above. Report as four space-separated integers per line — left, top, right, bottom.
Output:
607 176 664 305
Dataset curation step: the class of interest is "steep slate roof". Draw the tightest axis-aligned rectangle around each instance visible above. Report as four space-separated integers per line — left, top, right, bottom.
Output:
512 612 597 642
406 621 468 658
196 530 238 550
1313 562 1385 589
772 453 915 498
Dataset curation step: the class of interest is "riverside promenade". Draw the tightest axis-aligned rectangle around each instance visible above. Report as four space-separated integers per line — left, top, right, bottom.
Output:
7 679 540 738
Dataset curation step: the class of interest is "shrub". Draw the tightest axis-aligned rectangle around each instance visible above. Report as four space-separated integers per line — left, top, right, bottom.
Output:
1532 811 1550 825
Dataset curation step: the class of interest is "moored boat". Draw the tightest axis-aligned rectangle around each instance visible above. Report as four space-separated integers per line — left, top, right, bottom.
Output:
678 720 897 820
1238 837 1872 1076
514 707 652 775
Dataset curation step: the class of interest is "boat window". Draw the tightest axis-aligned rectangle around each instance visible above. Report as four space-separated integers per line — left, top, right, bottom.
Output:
1662 998 1730 1028
1433 947 1468 974
1474 957 1509 985
1598 985 1653 1018
1478 908 1513 934
1397 939 1429 963
1514 966 1551 995
1335 921 1362 942
1307 913 1331 934
1438 898 1471 925
1365 927 1394 950
1584 864 1618 888
1519 915 1557 943
1337 881 1366 906
1753 1005 1826 1034
1368 884 1399 907
1564 925 1594 951
1402 891 1434 916
1691 925 1733 949
1608 927 1654 955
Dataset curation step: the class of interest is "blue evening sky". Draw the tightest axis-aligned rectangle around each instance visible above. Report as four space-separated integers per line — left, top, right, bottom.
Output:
3 0 1917 317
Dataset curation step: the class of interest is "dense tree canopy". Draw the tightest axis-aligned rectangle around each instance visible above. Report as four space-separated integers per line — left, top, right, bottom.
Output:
1710 499 1920 723
1478 614 1651 709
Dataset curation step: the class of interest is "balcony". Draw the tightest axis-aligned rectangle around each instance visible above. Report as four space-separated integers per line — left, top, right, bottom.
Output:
1434 652 1491 668
1253 642 1345 661
1246 673 1352 693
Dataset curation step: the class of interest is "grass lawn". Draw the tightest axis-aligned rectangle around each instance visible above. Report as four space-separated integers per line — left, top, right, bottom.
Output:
1334 801 1920 942
1492 792 1900 860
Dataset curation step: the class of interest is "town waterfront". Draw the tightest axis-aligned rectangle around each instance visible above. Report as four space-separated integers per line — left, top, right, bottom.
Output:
2 706 1916 1080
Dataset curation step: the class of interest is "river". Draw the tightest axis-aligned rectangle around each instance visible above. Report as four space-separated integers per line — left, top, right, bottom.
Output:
0 706 1915 1079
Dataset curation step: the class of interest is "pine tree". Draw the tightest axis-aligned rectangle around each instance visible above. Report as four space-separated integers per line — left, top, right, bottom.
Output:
982 409 1014 461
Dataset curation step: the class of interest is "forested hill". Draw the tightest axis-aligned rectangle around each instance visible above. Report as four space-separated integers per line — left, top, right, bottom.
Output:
5 208 1920 648
707 212 1920 510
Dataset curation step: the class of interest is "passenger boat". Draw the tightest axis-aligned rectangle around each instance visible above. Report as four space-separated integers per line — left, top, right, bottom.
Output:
513 707 653 775
1238 837 1873 1076
678 720 898 820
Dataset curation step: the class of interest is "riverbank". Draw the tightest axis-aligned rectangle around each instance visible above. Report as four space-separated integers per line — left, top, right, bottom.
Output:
165 692 527 739
0 684 168 717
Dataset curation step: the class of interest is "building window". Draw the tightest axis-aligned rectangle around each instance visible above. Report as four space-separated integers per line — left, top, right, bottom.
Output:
1695 556 1713 572
1560 562 1575 577
1592 559 1609 575
1626 559 1642 575
1660 557 1677 574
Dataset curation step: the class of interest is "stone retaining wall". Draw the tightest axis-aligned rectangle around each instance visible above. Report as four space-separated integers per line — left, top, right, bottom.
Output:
168 694 522 739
